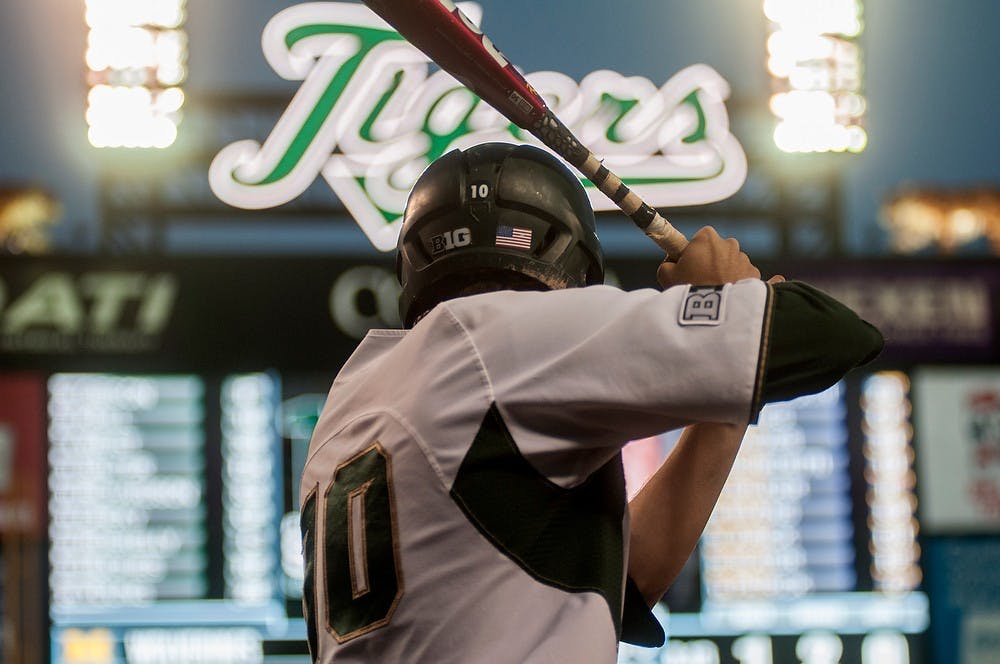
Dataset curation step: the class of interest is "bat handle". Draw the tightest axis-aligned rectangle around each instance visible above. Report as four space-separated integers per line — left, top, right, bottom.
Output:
577 153 689 259
643 209 689 257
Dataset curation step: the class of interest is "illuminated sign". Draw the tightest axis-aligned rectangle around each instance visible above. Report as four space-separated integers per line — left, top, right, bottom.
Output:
914 368 1000 532
48 374 208 608
221 374 281 603
0 271 177 354
123 628 263 664
209 2 747 251
862 372 921 592
803 276 991 349
59 628 115 664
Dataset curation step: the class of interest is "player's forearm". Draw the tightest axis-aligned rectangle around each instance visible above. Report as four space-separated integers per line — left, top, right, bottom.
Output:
627 422 746 607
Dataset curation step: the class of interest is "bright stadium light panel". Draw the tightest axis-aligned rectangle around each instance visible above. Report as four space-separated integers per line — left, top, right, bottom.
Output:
764 0 867 154
85 0 187 149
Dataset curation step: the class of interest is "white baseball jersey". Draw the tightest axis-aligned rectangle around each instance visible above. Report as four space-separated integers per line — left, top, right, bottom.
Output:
300 280 772 663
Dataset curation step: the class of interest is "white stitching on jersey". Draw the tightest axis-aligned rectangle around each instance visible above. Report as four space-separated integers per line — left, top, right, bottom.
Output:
304 408 451 491
324 442 406 644
304 301 496 492
750 281 776 422
301 483 320 659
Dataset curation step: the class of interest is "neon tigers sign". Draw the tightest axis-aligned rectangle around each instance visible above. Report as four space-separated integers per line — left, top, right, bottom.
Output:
209 3 747 251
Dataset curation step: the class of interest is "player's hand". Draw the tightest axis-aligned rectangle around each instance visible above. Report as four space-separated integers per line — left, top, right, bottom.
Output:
656 226 760 288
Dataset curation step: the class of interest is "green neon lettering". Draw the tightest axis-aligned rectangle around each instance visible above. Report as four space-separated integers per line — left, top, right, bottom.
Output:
256 26 404 185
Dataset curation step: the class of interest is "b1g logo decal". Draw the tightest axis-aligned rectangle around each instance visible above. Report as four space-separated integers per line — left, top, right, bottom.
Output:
209 2 747 252
430 228 472 254
680 285 728 326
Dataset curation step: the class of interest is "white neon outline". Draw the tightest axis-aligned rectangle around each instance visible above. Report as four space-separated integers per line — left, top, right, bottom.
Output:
209 2 747 249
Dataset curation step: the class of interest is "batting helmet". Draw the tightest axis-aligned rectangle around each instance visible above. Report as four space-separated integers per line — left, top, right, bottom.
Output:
397 143 604 327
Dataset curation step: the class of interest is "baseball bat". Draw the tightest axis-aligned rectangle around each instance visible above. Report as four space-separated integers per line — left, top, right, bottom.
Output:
361 0 689 257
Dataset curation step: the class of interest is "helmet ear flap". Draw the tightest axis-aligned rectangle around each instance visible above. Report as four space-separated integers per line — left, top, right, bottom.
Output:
397 142 604 327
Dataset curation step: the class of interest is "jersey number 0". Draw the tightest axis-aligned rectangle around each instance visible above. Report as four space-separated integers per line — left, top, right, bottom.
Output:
301 443 403 651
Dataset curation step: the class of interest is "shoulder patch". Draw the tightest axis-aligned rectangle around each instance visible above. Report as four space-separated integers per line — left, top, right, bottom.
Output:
679 284 729 326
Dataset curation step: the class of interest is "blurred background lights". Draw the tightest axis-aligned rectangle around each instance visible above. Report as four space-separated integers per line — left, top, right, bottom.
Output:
85 0 186 30
763 0 863 38
881 186 1000 254
765 0 867 154
861 372 922 593
85 0 187 149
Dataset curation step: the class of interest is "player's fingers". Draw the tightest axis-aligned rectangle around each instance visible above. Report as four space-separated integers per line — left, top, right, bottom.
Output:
692 225 719 242
656 260 677 289
767 274 786 284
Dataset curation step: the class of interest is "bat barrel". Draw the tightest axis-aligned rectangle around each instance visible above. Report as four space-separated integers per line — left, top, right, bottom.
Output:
363 0 549 130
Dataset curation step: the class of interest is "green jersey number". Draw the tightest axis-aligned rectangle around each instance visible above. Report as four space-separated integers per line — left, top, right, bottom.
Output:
302 443 403 648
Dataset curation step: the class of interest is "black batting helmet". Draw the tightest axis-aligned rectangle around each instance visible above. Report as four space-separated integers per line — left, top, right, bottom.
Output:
397 142 604 327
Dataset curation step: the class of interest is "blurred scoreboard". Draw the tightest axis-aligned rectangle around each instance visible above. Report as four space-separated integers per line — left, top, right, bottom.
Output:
4 255 989 663
619 376 926 664
49 375 210 606
47 372 303 662
42 369 928 664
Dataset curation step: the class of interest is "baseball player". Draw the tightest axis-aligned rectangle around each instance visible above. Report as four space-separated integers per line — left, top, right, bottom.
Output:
299 143 883 663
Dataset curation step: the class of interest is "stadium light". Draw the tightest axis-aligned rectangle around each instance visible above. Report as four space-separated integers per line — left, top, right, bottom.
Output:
85 0 187 149
764 0 867 154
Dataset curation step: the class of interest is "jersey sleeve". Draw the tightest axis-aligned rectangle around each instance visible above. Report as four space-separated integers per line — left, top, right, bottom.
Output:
621 575 666 646
443 280 772 448
761 281 884 403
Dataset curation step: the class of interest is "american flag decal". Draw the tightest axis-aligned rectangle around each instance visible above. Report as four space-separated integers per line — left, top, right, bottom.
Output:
495 225 532 250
